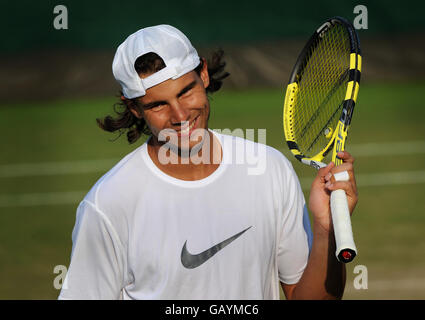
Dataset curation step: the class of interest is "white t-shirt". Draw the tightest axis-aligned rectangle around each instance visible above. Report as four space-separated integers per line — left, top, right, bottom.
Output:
59 131 312 300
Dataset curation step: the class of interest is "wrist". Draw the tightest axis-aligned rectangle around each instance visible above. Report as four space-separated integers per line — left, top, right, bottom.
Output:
312 220 334 239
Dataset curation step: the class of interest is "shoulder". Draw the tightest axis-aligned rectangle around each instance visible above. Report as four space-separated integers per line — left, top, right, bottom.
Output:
82 143 148 218
75 144 150 246
213 129 294 175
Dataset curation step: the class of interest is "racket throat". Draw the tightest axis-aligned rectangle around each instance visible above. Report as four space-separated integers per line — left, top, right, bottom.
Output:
301 158 327 169
332 120 348 166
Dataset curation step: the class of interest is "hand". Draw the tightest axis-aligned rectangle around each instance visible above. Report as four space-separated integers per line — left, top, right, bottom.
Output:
308 151 358 233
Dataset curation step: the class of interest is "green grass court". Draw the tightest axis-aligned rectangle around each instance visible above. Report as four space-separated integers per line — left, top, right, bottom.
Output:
0 82 424 299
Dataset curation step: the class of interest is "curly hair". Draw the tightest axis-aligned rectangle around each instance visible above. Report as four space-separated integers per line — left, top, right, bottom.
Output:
96 49 229 144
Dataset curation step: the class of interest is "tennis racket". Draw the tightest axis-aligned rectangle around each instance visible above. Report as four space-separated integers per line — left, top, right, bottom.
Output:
283 16 361 263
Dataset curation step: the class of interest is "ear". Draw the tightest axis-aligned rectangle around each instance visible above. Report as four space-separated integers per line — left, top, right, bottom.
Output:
122 96 143 119
199 58 210 89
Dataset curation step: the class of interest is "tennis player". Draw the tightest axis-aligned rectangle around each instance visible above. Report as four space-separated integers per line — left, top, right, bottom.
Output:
58 25 358 300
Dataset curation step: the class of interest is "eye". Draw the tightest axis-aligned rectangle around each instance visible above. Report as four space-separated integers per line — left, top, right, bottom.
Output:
180 88 193 97
149 103 167 112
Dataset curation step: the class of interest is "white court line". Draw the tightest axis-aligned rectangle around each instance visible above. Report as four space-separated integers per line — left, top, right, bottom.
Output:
1 141 425 178
1 170 425 207
348 140 425 157
279 140 425 158
300 170 425 189
0 191 86 207
0 159 119 178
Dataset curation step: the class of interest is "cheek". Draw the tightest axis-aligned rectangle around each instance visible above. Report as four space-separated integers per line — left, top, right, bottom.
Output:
186 87 209 109
185 94 206 109
143 112 167 135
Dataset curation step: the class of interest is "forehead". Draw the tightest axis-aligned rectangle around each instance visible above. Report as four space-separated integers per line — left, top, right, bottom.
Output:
139 71 199 103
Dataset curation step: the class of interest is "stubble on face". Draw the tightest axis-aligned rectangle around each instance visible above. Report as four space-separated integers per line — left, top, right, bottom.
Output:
139 74 217 165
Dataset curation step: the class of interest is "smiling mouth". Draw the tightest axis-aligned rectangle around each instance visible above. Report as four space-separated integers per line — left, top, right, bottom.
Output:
176 116 199 137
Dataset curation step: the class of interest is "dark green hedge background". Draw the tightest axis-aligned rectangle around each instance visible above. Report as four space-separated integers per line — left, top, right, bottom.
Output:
1 0 423 52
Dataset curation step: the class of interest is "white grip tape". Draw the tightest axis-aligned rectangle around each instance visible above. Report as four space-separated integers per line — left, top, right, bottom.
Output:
333 170 349 182
330 171 357 261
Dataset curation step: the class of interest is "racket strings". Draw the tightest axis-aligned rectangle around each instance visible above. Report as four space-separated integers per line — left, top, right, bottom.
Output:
293 24 350 157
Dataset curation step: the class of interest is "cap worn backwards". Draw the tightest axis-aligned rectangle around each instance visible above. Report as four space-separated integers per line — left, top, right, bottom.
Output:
112 24 200 99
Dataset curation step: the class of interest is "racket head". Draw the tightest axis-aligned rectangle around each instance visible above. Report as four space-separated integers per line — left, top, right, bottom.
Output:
283 17 361 168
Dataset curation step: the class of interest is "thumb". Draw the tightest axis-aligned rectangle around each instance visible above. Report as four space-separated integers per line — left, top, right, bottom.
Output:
318 161 335 178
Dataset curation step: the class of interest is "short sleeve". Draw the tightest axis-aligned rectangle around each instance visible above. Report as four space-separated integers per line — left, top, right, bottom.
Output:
277 162 313 285
58 200 126 299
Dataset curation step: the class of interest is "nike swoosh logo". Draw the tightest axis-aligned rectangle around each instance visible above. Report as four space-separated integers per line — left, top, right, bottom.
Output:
181 226 252 269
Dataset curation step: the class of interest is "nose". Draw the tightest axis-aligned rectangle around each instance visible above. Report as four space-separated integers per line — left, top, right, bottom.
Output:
169 100 190 126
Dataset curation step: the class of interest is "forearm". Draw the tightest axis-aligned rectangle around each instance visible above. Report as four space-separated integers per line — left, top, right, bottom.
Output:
291 222 346 300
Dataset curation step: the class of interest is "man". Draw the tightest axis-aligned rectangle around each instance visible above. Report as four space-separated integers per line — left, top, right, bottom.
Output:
59 25 358 300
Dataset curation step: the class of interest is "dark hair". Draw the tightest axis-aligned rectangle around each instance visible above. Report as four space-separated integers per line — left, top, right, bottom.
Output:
96 49 229 144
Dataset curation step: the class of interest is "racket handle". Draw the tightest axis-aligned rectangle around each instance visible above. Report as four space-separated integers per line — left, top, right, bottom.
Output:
330 172 357 263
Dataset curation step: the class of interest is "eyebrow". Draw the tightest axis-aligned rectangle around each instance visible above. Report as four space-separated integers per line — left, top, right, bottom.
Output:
141 80 197 109
177 80 197 97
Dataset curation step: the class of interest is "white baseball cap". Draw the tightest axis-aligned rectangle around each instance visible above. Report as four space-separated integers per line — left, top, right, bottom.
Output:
112 24 200 99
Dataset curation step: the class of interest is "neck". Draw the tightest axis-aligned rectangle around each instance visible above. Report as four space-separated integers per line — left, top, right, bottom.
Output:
147 130 222 181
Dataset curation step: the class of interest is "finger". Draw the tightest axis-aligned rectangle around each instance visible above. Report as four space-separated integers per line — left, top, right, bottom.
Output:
318 162 335 180
331 161 353 172
325 180 358 198
324 163 351 179
324 171 333 182
325 181 358 215
330 163 355 182
335 151 358 195
326 169 358 194
316 162 335 184
329 160 357 191
337 150 355 164
318 161 335 176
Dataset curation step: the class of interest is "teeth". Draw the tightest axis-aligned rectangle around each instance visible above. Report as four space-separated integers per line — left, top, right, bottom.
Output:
181 118 196 134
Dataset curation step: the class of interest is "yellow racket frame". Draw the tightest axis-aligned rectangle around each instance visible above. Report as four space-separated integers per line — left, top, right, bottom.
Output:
283 52 362 168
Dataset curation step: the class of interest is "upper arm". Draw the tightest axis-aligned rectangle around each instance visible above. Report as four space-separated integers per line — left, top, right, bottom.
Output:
275 154 311 297
281 282 297 300
59 200 126 300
